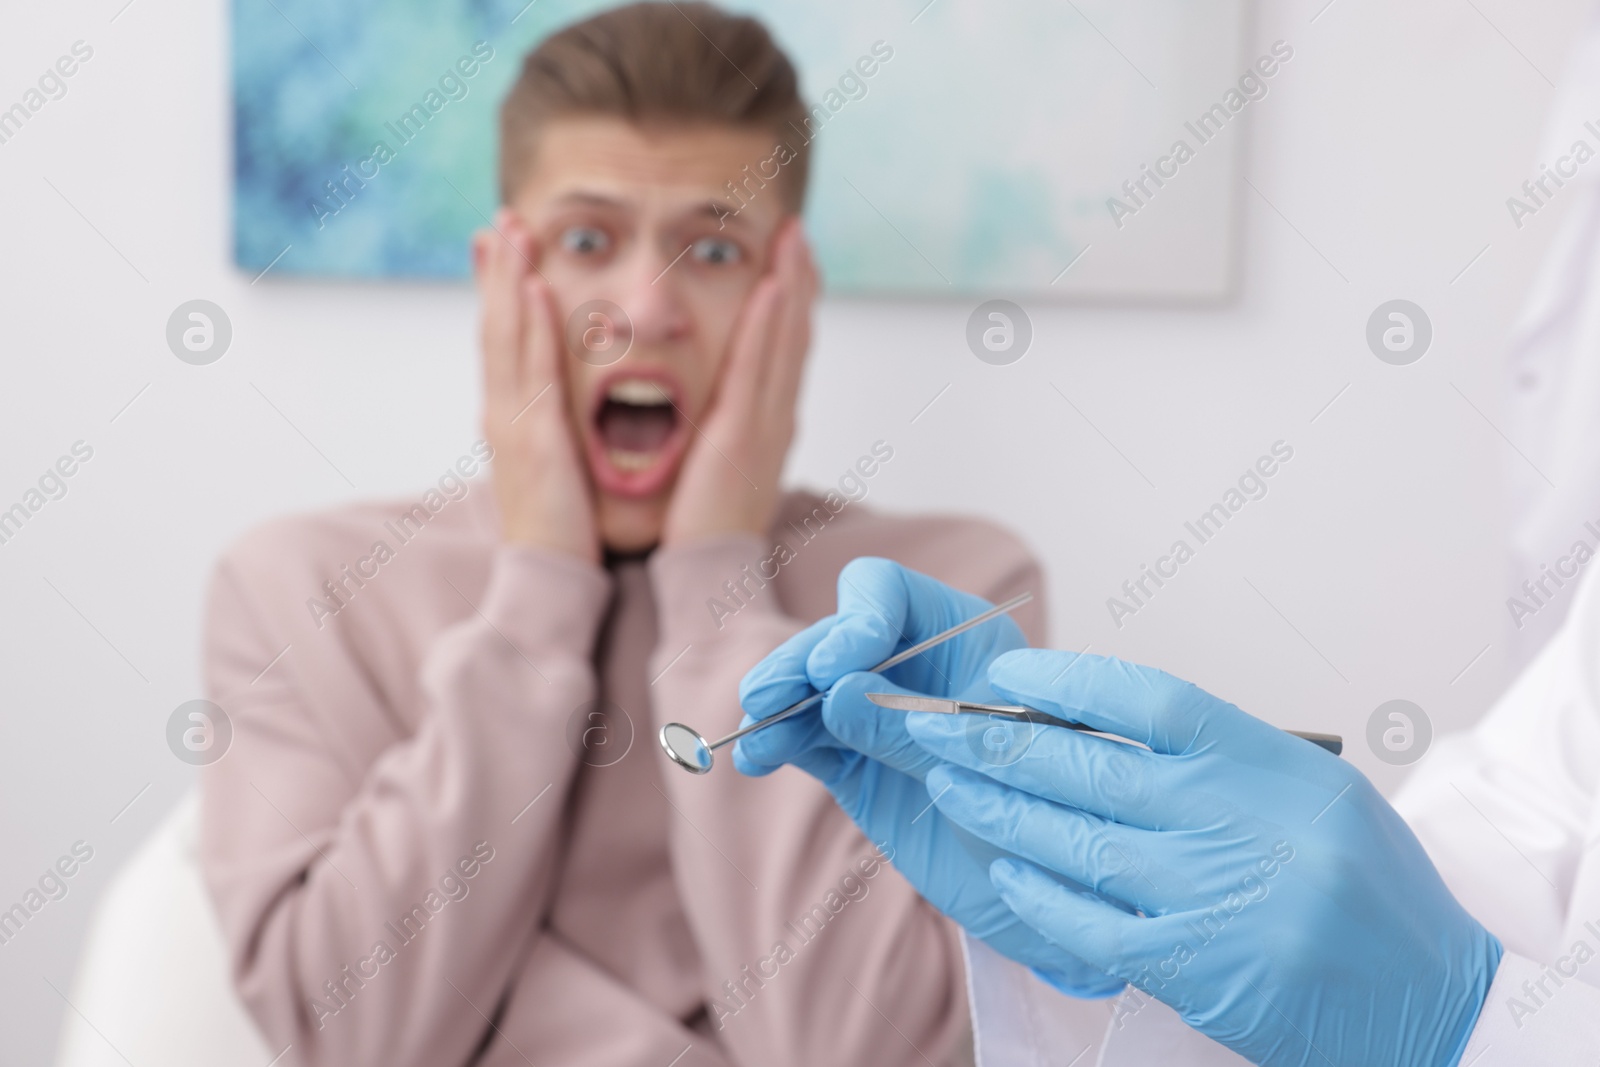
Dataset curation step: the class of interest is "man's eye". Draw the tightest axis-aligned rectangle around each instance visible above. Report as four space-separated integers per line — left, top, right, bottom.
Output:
560 227 610 255
690 237 741 265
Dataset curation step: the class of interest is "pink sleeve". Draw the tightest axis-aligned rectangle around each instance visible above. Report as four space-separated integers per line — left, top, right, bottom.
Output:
646 535 982 1067
199 543 611 1067
477 933 737 1067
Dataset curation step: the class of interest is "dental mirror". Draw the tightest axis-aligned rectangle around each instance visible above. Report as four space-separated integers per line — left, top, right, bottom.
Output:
660 721 715 774
658 591 1033 775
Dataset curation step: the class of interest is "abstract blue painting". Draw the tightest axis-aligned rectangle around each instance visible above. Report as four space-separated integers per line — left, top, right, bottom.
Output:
233 0 1248 297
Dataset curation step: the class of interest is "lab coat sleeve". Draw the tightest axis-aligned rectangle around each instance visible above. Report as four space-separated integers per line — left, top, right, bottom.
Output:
1454 951 1600 1065
961 932 1114 1067
1392 565 1600 1062
1395 566 1600 962
961 945 1600 1067
646 532 994 1067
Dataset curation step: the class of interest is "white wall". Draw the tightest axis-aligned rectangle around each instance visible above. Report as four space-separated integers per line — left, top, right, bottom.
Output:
0 0 1589 1061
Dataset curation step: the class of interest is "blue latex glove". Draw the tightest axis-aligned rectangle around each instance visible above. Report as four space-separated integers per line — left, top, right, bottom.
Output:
734 557 1124 997
911 646 1503 1067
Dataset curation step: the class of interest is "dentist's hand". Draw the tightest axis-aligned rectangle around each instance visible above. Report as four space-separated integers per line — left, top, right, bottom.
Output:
734 558 1124 997
474 210 599 563
661 219 816 545
912 649 1502 1067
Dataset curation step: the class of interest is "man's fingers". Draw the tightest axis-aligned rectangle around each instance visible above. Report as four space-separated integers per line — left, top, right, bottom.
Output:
763 225 815 408
720 273 781 414
470 228 491 277
927 764 1184 913
753 221 805 397
498 211 542 280
716 219 792 415
478 220 522 423
519 272 559 405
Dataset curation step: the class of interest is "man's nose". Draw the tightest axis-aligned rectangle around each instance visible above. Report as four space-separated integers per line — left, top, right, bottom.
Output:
616 242 692 346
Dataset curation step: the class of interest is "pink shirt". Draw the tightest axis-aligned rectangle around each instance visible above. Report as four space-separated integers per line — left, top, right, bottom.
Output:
199 485 1045 1066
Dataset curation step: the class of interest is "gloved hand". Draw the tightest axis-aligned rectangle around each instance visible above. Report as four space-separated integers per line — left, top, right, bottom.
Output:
735 557 1124 997
910 646 1503 1067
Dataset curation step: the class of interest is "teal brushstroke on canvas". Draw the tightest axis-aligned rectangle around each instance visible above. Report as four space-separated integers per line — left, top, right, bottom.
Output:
233 0 1226 294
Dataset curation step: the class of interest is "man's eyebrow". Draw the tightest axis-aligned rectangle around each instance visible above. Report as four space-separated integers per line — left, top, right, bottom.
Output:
549 191 630 210
546 192 750 226
689 199 747 225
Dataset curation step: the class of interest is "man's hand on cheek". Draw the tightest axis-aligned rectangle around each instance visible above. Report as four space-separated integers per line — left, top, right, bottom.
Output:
476 209 601 563
661 219 817 545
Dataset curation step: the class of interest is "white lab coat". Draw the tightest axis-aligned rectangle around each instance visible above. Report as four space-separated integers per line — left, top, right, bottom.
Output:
1507 5 1600 668
965 559 1600 1065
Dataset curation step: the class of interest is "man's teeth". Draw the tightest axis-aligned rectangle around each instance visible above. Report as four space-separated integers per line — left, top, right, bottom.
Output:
607 449 656 471
606 379 672 405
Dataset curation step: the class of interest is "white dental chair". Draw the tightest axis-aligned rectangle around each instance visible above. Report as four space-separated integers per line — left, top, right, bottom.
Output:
54 791 277 1066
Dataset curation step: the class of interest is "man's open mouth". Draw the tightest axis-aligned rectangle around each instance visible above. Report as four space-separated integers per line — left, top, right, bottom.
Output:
586 372 689 498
